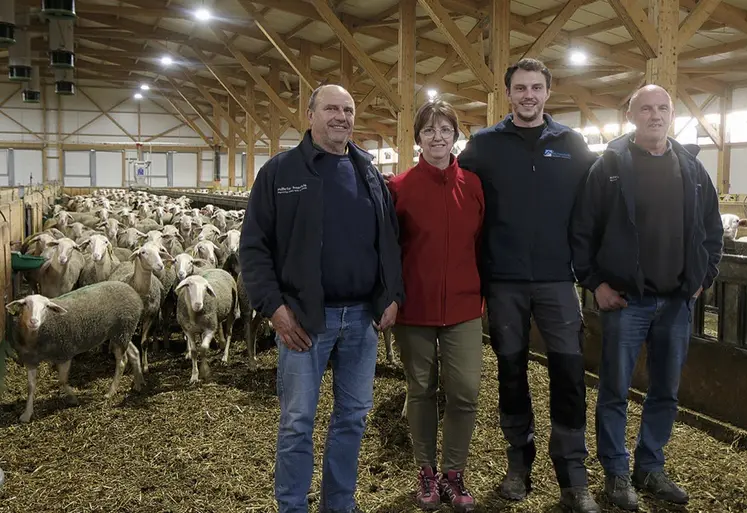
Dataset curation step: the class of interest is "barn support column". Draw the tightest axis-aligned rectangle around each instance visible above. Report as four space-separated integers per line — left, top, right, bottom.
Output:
166 151 174 187
245 84 256 189
299 40 312 133
7 149 14 187
645 0 679 126
41 84 48 182
717 87 733 194
89 150 96 187
340 44 354 92
396 0 415 174
269 66 281 157
487 0 510 126
227 97 236 187
212 105 221 187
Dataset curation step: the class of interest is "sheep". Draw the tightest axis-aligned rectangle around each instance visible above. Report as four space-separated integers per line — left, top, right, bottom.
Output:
110 243 169 373
721 213 747 240
175 269 239 383
97 218 120 245
135 218 162 234
197 224 222 243
223 252 264 370
37 237 86 298
77 234 121 286
22 232 58 256
188 240 223 267
211 210 228 233
175 253 215 283
218 229 241 256
161 233 185 257
117 227 147 250
5 281 145 423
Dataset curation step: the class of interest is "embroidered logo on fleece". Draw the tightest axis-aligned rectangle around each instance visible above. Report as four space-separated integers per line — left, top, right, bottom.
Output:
543 149 572 159
277 184 308 194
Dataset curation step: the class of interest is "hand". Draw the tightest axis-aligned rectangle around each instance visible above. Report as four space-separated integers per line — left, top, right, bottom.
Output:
693 286 703 299
374 301 398 331
382 171 395 182
271 305 312 351
594 282 628 311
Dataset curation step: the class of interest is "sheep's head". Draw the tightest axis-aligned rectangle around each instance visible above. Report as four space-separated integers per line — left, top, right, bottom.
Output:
192 240 219 266
70 222 87 239
175 275 216 313
55 211 74 227
146 230 164 244
22 233 56 256
721 213 747 240
46 237 80 266
218 229 241 254
97 218 119 241
6 295 68 332
197 224 221 242
130 241 173 272
80 234 111 262
174 253 197 281
119 227 147 249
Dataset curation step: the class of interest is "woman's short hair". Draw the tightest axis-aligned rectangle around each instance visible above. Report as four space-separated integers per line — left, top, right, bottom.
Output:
413 99 460 145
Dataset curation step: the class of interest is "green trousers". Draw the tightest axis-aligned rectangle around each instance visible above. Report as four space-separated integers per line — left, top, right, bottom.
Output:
393 318 484 472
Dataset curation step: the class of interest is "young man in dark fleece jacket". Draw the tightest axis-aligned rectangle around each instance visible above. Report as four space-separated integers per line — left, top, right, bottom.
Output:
570 84 723 511
457 58 600 513
239 84 403 513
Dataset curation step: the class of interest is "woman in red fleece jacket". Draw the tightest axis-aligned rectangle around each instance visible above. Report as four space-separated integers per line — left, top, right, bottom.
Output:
387 99 484 513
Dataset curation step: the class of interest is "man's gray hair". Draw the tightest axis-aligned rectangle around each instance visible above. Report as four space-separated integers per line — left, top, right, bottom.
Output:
308 84 348 111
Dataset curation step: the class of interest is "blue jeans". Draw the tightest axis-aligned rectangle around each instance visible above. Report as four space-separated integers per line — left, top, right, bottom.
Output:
275 304 378 513
597 295 693 476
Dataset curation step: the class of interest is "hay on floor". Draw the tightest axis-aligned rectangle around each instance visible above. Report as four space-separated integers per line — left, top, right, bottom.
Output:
0 334 746 512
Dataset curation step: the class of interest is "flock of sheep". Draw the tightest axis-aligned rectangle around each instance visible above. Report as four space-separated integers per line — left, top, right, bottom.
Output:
6 189 265 423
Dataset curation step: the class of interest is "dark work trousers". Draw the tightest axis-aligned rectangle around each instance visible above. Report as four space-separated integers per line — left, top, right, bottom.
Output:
485 281 589 489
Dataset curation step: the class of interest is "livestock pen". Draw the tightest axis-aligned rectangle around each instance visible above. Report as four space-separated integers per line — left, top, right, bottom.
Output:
0 186 745 513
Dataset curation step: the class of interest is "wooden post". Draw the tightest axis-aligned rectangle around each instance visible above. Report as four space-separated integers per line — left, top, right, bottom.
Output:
245 84 256 189
717 87 732 194
487 0 510 126
340 45 354 91
645 0 679 123
396 0 416 174
41 84 48 183
57 92 63 185
299 40 312 133
227 97 236 187
213 105 221 188
269 66 281 157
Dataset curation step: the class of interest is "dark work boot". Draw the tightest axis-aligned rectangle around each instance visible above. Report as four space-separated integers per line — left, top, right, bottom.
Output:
632 470 689 504
559 487 601 513
604 474 639 511
497 469 531 501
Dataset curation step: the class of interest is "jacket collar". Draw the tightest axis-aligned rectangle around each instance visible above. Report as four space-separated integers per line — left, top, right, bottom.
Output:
491 113 570 139
299 129 373 165
605 132 696 165
414 153 458 182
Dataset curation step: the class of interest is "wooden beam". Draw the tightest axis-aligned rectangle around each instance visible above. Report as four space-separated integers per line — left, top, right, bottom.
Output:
487 0 510 125
245 84 256 189
191 47 271 138
228 98 237 187
269 66 281 157
609 0 659 59
298 40 312 132
181 69 253 147
167 77 229 146
645 0 679 108
62 96 129 142
397 0 416 174
573 96 610 143
523 0 598 23
309 0 401 110
678 0 723 51
717 88 732 193
78 88 137 142
522 0 586 60
679 88 722 149
418 0 494 90
675 94 716 137
157 94 213 147
358 64 398 115
211 25 303 132
237 0 315 91
340 46 354 91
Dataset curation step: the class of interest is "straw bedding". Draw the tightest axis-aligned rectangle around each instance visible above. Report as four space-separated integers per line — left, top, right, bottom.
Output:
1 333 746 512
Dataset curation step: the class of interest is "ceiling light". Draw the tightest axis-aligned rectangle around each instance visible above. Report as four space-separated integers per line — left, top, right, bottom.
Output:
140 84 150 91
194 8 211 21
570 50 587 65
134 92 143 99
427 89 437 99
160 55 173 66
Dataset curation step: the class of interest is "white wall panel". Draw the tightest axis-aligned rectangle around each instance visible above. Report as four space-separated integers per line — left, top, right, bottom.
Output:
96 151 123 187
200 151 214 184
14 150 43 186
64 151 90 177
730 147 747 193
697 148 718 186
173 153 198 187
0 150 7 177
149 153 168 178
220 152 229 186
0 176 8 186
254 155 270 177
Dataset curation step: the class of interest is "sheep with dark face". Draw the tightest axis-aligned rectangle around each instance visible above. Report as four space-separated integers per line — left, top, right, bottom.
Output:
175 269 239 383
5 281 145 423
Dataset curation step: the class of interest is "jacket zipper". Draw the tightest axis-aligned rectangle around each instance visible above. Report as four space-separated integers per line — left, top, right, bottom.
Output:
442 174 449 326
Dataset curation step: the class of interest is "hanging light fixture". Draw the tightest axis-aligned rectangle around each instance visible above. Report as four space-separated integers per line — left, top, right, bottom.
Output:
0 1 15 48
41 0 77 19
48 18 75 68
8 5 31 81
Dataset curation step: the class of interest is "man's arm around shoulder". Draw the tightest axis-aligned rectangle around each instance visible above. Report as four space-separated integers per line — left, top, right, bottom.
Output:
697 160 724 290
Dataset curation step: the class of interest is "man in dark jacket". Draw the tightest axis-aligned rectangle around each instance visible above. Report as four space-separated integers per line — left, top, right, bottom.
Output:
239 84 404 513
571 84 723 510
458 58 600 513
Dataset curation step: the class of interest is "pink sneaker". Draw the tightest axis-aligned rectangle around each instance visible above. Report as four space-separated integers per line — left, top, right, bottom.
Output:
439 470 476 512
416 466 441 510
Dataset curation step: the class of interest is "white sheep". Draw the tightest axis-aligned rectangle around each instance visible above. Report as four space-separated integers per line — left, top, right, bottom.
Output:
37 237 86 298
5 281 145 423
175 269 239 383
78 234 121 286
721 213 747 240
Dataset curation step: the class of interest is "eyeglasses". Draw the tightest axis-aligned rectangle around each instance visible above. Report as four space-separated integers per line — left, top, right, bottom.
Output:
420 127 455 139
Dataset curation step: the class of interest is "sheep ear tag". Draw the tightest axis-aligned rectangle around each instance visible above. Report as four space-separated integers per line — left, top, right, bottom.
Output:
5 300 24 316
